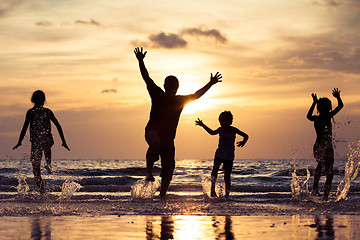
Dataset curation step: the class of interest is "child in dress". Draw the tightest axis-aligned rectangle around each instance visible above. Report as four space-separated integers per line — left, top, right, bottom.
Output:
307 88 343 201
196 111 249 198
13 90 70 194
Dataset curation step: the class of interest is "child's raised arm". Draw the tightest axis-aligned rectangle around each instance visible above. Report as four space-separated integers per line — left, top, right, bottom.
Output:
13 111 31 150
331 88 343 117
195 118 218 135
306 93 318 121
50 112 70 151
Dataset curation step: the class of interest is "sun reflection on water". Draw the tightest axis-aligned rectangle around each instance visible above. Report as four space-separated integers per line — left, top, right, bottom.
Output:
0 215 359 239
173 215 215 240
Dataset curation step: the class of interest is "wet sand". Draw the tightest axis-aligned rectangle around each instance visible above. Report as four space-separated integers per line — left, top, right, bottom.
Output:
0 214 359 239
0 195 359 239
0 194 359 217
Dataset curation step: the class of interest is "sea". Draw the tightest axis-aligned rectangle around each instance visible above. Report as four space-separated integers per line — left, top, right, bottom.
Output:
1 149 360 239
0 149 359 202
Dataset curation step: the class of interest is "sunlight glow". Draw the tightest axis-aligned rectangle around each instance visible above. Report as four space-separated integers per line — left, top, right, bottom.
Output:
183 98 218 114
151 53 208 74
173 215 214 240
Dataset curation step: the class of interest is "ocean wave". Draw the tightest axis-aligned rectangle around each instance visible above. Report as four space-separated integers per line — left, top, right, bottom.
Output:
56 166 162 177
0 168 19 174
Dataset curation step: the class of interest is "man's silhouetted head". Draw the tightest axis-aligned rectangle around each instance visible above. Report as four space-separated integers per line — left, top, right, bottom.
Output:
164 75 179 95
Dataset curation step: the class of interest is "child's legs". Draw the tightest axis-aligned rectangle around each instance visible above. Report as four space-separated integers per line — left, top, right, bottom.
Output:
211 157 222 180
323 156 334 199
313 160 323 191
31 144 44 193
211 158 222 196
223 161 234 196
44 147 52 166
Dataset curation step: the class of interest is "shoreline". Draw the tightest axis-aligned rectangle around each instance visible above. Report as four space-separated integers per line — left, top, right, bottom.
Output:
1 194 359 217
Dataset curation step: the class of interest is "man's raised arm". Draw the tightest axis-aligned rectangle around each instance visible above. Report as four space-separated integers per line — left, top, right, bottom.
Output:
191 72 222 100
134 47 154 86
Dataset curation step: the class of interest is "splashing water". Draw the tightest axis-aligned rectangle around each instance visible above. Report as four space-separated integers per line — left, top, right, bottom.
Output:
335 140 360 202
291 140 360 202
290 168 310 199
290 150 311 199
60 180 82 201
16 173 30 196
130 178 161 199
201 176 225 199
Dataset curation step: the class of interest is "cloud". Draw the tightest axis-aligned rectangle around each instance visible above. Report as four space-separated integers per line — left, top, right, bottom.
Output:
75 18 102 27
281 49 360 73
35 21 54 27
149 32 187 49
312 0 342 6
101 89 117 93
311 0 360 7
0 0 25 17
274 34 360 73
131 26 227 49
34 19 104 28
181 27 227 44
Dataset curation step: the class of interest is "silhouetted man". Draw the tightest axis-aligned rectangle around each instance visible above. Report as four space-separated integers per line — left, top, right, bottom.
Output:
134 47 222 198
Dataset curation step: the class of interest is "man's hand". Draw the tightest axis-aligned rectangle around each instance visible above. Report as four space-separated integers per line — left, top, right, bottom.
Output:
210 72 222 85
134 47 147 61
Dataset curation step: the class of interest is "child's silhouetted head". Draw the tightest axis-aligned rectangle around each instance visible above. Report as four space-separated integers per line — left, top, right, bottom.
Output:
317 97 332 114
31 90 46 106
164 75 179 95
218 111 233 127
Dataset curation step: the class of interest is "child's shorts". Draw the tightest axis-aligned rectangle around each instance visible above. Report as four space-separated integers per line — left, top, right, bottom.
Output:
214 157 234 172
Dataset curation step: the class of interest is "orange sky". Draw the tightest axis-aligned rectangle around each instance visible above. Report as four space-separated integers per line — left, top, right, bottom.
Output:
1 0 360 160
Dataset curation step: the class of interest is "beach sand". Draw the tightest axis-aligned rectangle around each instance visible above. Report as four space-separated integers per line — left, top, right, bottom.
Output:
0 195 359 239
1 194 359 216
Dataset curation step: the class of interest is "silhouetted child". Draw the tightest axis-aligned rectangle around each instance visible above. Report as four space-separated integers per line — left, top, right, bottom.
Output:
13 90 70 194
134 47 222 198
307 88 343 201
196 111 249 198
